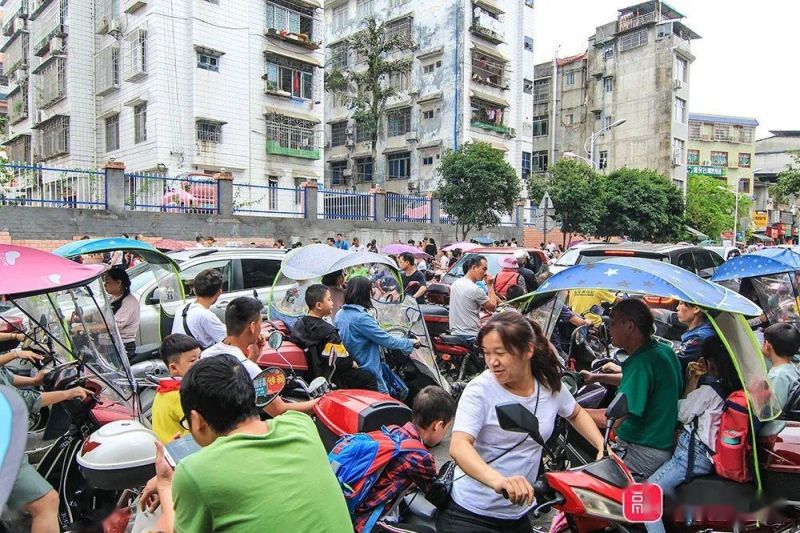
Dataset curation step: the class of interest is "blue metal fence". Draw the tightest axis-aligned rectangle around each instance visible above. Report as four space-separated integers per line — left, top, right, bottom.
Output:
319 189 376 221
232 184 305 218
124 173 220 214
0 163 106 209
439 204 458 225
385 193 432 223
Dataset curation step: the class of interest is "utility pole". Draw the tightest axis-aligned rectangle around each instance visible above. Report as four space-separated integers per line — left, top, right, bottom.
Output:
540 191 553 245
551 45 559 164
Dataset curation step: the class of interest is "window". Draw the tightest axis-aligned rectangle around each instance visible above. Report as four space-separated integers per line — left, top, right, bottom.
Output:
523 79 532 94
689 121 701 139
387 108 411 137
389 70 410 92
603 46 614 59
674 97 687 123
197 51 221 72
713 123 731 141
124 28 147 81
266 1 313 36
39 116 70 160
521 151 531 179
422 109 435 120
739 153 751 168
598 150 608 170
332 5 348 31
389 0 409 7
268 178 279 211
36 56 66 109
710 151 728 166
385 17 412 41
524 36 533 52
96 45 120 96
105 114 120 152
738 126 754 144
740 179 751 194
687 149 699 165
676 253 695 273
532 115 548 137
532 151 548 173
472 50 507 88
618 28 647 52
265 56 314 99
330 42 348 69
180 260 232 293
674 55 687 82
672 138 684 164
565 71 575 86
470 99 506 128
421 156 434 166
387 152 411 180
197 121 223 143
422 62 440 74
8 83 28 124
693 251 716 278
603 77 613 93
355 123 370 143
355 157 373 182
6 134 32 163
533 79 550 103
241 259 280 290
134 103 147 143
330 122 347 147
356 0 373 19
603 116 612 129
330 161 347 185
564 113 575 125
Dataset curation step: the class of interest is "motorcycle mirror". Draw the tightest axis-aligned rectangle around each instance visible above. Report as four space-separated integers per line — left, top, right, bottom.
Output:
573 326 587 345
589 305 605 316
605 393 629 424
496 402 544 445
267 331 284 350
253 367 286 408
560 372 581 396
405 306 422 324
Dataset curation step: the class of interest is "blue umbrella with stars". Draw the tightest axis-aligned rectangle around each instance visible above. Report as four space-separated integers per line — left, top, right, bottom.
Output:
711 247 800 282
534 257 762 316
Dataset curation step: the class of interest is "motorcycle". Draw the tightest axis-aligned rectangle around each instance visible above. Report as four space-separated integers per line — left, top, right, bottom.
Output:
0 244 152 532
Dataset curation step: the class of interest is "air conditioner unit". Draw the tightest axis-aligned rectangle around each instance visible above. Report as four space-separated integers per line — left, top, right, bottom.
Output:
50 37 64 54
673 79 684 91
342 169 353 177
36 110 47 124
405 131 418 142
14 70 28 83
109 19 122 37
507 127 516 137
13 18 25 33
345 139 355 147
672 153 681 166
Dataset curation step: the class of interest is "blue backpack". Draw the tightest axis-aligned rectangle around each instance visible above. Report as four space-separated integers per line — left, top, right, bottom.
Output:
328 425 426 533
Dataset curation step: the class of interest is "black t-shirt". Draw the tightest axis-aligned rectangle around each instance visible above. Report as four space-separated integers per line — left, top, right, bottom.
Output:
401 270 427 302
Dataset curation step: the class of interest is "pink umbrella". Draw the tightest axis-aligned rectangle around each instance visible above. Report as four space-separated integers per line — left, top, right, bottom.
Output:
0 245 106 298
442 242 481 252
380 244 431 258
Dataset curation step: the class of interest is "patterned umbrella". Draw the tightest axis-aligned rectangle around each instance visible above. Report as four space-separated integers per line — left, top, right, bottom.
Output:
711 248 800 282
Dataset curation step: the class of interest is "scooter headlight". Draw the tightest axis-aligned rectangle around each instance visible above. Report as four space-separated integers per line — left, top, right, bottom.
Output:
572 488 625 521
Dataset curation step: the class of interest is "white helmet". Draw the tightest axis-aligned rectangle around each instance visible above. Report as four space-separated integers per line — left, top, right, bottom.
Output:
513 249 529 263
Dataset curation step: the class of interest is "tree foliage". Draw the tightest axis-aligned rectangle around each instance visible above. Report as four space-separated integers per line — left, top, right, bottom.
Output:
323 17 415 172
595 168 684 242
547 160 604 240
771 151 800 203
685 174 752 240
436 143 521 240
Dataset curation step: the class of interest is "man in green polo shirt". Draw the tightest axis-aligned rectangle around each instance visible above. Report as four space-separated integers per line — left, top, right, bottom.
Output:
582 299 683 478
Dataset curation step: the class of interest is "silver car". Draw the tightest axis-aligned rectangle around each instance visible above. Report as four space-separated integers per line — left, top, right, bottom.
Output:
129 247 288 347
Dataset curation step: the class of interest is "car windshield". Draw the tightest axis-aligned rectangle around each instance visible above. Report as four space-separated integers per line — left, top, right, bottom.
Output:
555 248 580 266
443 252 515 282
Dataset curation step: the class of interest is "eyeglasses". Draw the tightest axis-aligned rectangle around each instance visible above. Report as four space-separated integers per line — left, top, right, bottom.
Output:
179 412 191 431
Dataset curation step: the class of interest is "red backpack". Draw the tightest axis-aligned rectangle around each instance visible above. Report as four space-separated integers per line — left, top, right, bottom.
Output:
712 389 762 483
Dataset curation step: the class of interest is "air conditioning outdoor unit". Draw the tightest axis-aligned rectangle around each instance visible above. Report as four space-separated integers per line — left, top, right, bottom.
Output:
13 18 25 33
671 153 681 167
673 79 684 91
109 19 122 37
50 37 64 54
342 169 353 177
14 70 27 83
405 131 418 142
345 139 355 147
507 127 516 137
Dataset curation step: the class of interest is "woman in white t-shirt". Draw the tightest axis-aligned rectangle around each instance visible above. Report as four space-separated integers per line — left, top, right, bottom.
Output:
438 312 605 533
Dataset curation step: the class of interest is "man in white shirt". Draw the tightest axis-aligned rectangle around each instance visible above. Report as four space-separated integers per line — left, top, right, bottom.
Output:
172 268 227 349
194 236 206 248
350 236 366 253
448 255 498 340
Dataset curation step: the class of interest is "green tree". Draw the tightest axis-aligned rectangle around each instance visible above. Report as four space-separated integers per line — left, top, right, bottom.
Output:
596 168 684 242
771 151 800 203
525 174 548 208
685 174 753 241
436 142 521 240
324 17 415 181
547 160 604 244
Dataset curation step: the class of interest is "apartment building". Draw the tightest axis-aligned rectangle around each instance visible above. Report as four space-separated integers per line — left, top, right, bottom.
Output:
532 1 700 193
686 113 757 190
754 131 800 242
323 0 535 193
0 0 324 191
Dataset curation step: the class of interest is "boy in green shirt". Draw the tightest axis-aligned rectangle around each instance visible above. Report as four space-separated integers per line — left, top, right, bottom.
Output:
763 323 800 410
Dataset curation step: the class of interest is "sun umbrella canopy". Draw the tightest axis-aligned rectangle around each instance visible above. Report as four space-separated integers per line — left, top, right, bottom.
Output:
441 242 481 252
52 237 179 270
472 236 495 245
380 244 431 258
0 244 106 298
281 244 398 280
711 248 800 282
534 257 762 316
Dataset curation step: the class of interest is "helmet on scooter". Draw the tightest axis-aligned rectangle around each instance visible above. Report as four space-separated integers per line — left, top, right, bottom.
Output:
76 420 158 490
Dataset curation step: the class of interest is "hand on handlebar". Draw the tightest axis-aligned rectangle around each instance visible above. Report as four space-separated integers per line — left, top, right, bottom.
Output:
64 386 94 403
15 350 43 364
495 476 534 506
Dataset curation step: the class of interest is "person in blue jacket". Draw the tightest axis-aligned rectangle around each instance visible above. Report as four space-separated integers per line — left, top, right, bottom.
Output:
334 276 419 394
675 301 716 371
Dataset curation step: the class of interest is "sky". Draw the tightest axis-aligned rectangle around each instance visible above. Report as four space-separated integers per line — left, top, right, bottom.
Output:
532 0 800 140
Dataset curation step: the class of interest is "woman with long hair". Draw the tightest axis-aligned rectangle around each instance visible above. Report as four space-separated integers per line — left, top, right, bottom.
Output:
437 312 605 533
334 276 419 394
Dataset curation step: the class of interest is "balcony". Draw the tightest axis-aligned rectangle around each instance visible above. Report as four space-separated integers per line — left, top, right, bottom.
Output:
469 23 503 44
470 121 512 136
617 11 658 33
266 140 320 159
471 47 509 90
3 8 28 37
264 29 320 50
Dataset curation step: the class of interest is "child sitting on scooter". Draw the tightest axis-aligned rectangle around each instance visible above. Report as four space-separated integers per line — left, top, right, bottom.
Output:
354 385 455 533
151 334 201 444
762 323 800 410
291 284 377 391
644 335 739 533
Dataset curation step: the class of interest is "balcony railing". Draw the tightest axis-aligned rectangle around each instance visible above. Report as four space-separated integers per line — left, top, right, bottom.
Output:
618 11 658 32
470 120 512 135
469 23 503 44
265 140 320 160
264 29 320 50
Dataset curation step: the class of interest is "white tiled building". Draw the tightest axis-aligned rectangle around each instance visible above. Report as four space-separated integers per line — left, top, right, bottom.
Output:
1 0 324 189
323 0 535 193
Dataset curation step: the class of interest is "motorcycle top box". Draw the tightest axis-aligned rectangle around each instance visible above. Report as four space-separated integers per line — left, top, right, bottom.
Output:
314 389 411 451
76 420 158 491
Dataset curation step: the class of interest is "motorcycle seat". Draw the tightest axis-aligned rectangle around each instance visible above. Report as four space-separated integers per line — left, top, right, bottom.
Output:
674 473 761 512
439 335 474 349
419 304 449 317
129 343 161 365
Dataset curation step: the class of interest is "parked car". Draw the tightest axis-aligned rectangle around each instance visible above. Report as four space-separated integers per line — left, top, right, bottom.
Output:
440 247 549 287
129 247 287 346
702 245 741 261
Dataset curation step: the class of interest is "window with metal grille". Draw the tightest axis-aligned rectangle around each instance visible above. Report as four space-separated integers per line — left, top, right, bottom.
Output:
532 151 548 173
355 157 373 182
95 0 118 33
713 123 731 141
672 138 684 163
330 161 347 185
124 28 147 81
356 0 373 19
0 62 7 86
332 91 348 108
329 42 348 69
96 45 120 95
736 125 754 144
385 17 412 41
265 56 313 99
134 103 147 143
8 83 28 124
32 0 67 56
332 5 348 31
599 151 608 170
387 108 411 137
5 32 29 77
618 28 648 52
355 123 370 143
687 149 699 165
533 79 550 103
472 50 506 88
265 113 318 151
197 52 221 72
389 0 409 7
266 0 313 37
330 122 347 147
739 153 751 168
389 70 410 92
689 121 701 139
710 151 728 166
6 134 32 163
197 121 223 143
105 114 119 152
387 152 411 180
39 116 69 160
532 115 548 137
36 56 66 109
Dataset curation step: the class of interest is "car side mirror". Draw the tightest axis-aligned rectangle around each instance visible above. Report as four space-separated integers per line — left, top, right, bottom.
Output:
147 288 162 305
253 367 286 408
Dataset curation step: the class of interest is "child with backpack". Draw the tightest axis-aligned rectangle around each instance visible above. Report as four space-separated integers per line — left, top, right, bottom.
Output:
645 335 740 533
762 323 800 410
330 385 456 533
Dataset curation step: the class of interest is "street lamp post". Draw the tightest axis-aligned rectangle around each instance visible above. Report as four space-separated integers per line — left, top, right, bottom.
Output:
585 119 626 170
562 151 596 169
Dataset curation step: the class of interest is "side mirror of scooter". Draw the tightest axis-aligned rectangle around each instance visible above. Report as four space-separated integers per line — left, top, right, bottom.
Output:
253 367 286 408
495 402 554 459
267 330 284 350
572 325 587 345
602 393 629 456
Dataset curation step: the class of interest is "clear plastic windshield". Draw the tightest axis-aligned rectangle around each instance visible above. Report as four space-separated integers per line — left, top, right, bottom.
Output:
524 291 567 340
750 274 800 326
128 260 184 304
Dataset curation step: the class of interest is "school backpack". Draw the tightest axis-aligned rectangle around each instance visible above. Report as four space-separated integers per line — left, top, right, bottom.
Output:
328 425 427 533
712 389 763 483
494 268 523 298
